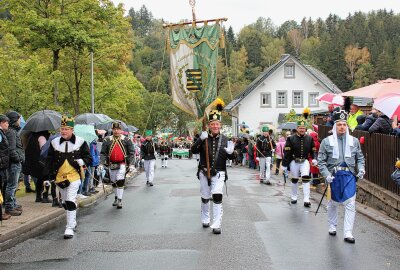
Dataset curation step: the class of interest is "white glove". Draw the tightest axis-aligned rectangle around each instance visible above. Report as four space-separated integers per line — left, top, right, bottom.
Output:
97 165 104 174
326 175 335 183
200 131 208 141
44 180 51 187
356 170 365 179
312 159 318 166
75 159 85 166
271 149 275 153
225 141 234 154
256 157 260 162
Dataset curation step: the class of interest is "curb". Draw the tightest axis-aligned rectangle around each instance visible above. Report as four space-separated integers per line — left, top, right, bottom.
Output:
0 171 140 252
0 209 65 252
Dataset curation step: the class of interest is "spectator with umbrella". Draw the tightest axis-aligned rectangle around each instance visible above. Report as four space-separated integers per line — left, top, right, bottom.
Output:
22 110 61 204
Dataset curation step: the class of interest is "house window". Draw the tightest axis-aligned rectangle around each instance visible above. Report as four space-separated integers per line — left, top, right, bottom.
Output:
260 93 271 107
292 91 303 107
308 92 319 107
276 91 287 108
284 64 295 78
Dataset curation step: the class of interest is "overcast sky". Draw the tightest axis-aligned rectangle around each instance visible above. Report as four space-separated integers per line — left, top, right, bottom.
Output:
113 0 400 32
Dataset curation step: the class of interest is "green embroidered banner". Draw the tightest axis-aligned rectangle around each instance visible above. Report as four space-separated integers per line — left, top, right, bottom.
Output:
168 24 222 118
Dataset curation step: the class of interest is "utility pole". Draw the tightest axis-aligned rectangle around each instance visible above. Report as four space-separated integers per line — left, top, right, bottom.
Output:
91 51 95 113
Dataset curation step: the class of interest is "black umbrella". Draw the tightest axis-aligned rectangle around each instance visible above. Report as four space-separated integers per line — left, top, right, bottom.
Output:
23 110 62 132
127 125 139 133
278 122 298 130
75 113 113 125
96 120 128 132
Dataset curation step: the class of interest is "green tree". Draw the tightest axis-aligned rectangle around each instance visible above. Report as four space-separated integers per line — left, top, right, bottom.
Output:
261 38 285 67
300 37 321 67
0 34 53 115
353 63 375 88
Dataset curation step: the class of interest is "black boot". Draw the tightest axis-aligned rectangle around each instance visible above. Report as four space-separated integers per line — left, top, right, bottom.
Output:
52 198 60 207
35 180 44 203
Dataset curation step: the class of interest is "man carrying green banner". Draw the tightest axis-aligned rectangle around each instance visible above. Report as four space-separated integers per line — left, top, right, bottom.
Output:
141 130 156 186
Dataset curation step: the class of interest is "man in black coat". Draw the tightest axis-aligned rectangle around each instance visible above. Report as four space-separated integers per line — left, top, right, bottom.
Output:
0 115 10 220
368 110 393 134
355 110 377 131
99 121 134 208
191 109 235 234
141 130 156 186
5 111 24 216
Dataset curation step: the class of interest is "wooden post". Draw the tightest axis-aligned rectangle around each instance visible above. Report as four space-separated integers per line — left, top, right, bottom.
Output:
202 114 211 185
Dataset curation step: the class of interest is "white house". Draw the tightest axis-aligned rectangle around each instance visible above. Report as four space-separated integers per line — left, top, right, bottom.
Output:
225 54 342 136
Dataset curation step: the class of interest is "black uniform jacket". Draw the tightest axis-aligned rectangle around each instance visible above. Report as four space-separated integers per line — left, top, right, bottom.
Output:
46 134 92 179
256 135 276 157
100 135 134 166
191 133 235 172
282 134 316 167
141 140 156 160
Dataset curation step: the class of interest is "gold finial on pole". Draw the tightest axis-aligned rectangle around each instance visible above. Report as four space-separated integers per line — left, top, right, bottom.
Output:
189 0 196 26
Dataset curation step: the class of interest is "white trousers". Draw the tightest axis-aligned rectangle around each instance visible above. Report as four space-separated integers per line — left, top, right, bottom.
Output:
59 180 80 230
259 157 272 180
161 154 168 167
328 195 356 238
110 164 126 200
199 171 225 229
289 160 311 202
144 159 155 183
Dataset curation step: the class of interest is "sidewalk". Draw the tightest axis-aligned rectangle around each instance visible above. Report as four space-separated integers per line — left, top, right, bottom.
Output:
0 171 139 252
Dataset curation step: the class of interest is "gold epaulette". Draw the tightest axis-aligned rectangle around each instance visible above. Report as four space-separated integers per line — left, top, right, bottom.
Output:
285 147 291 150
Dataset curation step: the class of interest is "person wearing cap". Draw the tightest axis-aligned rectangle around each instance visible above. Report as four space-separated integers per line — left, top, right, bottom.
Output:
347 104 364 131
318 108 365 244
256 126 276 185
191 105 235 234
99 121 134 208
159 140 171 168
46 115 91 239
0 115 11 220
282 108 317 207
4 111 25 216
140 130 156 186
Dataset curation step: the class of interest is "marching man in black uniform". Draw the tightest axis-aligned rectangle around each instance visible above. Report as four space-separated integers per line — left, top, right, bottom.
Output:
282 108 317 207
46 115 91 239
191 102 235 234
256 125 276 185
141 130 156 186
159 140 171 168
99 121 135 209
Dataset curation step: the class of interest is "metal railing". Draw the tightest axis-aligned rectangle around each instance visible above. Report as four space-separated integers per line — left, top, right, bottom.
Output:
318 125 400 195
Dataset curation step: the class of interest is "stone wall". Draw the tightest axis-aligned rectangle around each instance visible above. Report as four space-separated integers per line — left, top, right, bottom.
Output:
357 180 400 221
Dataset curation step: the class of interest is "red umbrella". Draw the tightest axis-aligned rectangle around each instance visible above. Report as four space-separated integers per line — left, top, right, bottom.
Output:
373 93 400 119
316 93 344 106
342 78 400 98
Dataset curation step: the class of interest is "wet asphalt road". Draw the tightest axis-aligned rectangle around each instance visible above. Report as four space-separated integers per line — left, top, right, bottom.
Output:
0 159 399 270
